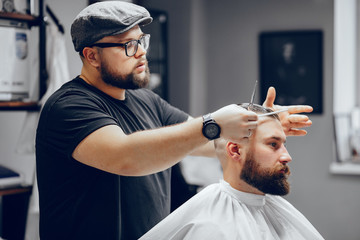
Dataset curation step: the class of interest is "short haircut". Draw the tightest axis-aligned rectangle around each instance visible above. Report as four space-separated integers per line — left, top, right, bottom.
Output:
214 103 280 153
214 103 281 169
237 103 280 121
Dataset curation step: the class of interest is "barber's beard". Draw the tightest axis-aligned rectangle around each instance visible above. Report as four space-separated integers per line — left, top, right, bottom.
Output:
240 152 291 196
100 58 150 89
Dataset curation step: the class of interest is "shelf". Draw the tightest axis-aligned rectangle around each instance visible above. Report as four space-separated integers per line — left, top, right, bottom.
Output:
0 101 40 111
0 185 32 197
0 12 40 27
0 12 36 21
329 162 360 175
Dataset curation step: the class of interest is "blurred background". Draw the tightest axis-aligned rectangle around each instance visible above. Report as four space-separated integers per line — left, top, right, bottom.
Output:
1 0 360 239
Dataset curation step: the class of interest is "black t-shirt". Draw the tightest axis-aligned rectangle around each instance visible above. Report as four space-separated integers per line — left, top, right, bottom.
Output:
36 77 188 240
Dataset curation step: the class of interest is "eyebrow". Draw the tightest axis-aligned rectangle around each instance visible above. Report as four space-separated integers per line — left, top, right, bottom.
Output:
117 33 146 43
265 136 286 143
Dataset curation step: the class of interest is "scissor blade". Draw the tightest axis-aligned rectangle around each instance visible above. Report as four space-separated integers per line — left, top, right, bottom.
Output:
248 80 258 110
258 108 289 117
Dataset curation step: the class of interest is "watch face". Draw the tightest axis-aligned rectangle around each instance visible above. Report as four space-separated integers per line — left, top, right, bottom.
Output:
205 123 220 138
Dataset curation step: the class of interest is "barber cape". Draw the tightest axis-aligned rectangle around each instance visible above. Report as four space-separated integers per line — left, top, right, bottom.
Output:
140 180 324 240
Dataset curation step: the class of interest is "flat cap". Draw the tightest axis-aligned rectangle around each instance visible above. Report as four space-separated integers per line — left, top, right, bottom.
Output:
71 1 152 52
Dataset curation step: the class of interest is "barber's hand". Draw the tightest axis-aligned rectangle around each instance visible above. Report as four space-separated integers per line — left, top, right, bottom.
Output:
212 104 258 142
263 87 313 136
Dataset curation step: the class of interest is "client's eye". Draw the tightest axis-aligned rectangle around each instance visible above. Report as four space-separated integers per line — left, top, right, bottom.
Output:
270 142 278 148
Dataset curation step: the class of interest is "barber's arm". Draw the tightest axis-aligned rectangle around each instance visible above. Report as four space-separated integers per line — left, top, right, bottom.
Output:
72 104 257 176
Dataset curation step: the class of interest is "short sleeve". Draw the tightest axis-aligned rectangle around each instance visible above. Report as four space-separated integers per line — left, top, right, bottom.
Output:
148 89 188 125
41 91 117 158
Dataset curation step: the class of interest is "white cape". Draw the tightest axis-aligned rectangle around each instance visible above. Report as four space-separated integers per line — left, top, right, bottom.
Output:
140 180 324 240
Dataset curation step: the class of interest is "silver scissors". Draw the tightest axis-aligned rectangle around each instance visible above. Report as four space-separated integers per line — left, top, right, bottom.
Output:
248 80 257 110
258 108 289 117
248 80 289 116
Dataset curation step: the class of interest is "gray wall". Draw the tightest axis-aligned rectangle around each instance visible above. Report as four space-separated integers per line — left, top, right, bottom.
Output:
144 0 359 239
141 0 192 112
1 0 359 239
204 1 342 240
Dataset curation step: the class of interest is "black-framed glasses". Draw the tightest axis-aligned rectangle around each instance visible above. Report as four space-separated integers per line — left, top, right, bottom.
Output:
90 34 150 57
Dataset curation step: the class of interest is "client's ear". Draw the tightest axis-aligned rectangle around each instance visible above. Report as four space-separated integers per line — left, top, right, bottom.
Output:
226 142 246 162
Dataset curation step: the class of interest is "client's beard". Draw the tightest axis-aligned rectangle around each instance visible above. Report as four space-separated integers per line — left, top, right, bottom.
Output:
100 59 150 89
240 153 290 196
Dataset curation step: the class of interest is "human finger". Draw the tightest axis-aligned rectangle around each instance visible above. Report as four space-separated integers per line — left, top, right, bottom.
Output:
262 87 276 108
240 129 253 142
287 114 311 123
282 114 312 134
284 121 312 129
247 111 258 121
285 128 308 136
236 104 259 119
286 114 312 129
247 121 258 130
286 105 313 114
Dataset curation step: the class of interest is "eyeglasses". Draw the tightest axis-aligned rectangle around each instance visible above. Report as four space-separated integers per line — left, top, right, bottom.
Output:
90 34 150 57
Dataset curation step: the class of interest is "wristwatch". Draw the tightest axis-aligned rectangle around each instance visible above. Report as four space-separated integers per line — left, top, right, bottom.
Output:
202 113 221 140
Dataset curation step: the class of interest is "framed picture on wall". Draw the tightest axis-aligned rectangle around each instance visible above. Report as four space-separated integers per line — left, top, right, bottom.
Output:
259 30 323 114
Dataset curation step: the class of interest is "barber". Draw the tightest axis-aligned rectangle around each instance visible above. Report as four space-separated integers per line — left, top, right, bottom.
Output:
35 1 312 240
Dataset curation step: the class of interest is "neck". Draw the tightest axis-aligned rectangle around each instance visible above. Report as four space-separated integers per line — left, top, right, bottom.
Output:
80 68 126 100
223 170 265 195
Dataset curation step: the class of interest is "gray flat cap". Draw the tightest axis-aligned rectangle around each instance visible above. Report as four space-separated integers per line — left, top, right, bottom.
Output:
71 1 152 52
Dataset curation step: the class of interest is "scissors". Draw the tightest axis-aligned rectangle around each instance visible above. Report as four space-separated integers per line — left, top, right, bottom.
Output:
248 80 289 116
258 108 289 117
248 80 257 111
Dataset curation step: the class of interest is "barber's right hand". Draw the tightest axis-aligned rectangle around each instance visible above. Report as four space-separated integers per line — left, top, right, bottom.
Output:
211 104 258 142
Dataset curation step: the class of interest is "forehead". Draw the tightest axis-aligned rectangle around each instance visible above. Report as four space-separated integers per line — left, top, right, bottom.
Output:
254 117 285 141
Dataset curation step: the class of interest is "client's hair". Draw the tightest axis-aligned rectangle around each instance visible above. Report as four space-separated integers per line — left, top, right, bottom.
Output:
237 103 280 121
214 103 280 153
214 103 281 168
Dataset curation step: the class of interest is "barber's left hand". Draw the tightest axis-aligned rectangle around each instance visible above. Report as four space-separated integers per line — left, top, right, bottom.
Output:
262 86 313 136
